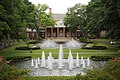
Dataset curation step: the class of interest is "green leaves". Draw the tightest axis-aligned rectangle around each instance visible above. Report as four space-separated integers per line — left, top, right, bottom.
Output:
0 0 35 40
64 4 87 38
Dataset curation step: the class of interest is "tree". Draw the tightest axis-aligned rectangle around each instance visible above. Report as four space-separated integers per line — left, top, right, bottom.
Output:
0 0 35 47
85 0 120 40
64 3 87 39
34 4 55 40
103 0 120 40
85 0 105 38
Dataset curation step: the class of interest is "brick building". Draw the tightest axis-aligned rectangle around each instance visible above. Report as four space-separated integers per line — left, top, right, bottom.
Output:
26 13 81 39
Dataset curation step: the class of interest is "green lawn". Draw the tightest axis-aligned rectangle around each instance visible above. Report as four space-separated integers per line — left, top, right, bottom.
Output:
0 39 120 58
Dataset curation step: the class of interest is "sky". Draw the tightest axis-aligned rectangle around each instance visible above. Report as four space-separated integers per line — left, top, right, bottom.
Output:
29 0 91 14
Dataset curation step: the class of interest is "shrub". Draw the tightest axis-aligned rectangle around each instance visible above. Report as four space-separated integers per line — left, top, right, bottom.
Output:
0 63 29 80
30 46 40 50
79 37 87 42
15 46 40 50
15 46 30 50
91 56 113 61
81 46 107 50
105 61 120 80
28 40 39 44
86 41 94 44
6 56 31 62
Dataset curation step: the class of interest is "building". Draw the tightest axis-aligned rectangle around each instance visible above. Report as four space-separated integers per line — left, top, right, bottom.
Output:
26 13 81 39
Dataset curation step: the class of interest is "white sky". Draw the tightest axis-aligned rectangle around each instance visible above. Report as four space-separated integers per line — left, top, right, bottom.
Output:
29 0 91 14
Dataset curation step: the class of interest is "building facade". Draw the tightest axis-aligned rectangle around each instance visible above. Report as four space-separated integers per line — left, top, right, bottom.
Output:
26 14 81 39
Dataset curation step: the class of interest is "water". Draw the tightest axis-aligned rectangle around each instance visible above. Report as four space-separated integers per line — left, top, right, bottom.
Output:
76 53 79 67
40 39 56 48
66 38 85 48
35 60 38 68
13 59 106 76
47 52 53 70
68 52 74 70
37 57 40 64
37 39 85 49
12 45 106 76
58 45 64 69
41 51 46 67
31 59 34 66
87 58 90 66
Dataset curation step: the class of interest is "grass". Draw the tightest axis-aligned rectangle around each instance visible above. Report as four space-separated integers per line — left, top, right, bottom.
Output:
0 39 120 58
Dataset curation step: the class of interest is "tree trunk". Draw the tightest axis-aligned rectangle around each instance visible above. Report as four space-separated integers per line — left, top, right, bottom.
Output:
3 35 7 48
35 20 41 40
7 34 11 47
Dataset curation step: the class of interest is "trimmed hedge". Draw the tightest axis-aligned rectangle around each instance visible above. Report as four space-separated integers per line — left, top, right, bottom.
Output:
91 56 113 61
15 46 40 50
81 46 107 50
28 40 39 44
15 46 30 50
86 41 94 44
6 56 31 62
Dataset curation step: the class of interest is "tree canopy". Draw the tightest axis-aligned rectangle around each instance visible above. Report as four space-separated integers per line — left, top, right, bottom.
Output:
64 3 87 38
0 0 55 47
64 0 120 40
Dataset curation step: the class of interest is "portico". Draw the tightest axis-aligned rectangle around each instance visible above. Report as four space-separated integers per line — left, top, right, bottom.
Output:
45 27 72 39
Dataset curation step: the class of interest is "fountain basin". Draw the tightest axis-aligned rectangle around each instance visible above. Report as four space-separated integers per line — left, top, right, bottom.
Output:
12 59 106 76
34 39 85 49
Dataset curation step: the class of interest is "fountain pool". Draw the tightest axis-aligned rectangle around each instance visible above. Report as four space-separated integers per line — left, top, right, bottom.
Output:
12 45 106 76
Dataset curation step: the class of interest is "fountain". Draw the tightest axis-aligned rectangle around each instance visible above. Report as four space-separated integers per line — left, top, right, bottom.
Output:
31 59 34 66
12 44 107 76
35 60 39 68
81 57 85 68
76 53 80 67
46 56 49 69
65 38 85 48
40 39 56 48
37 57 40 64
87 58 90 66
58 45 63 69
68 49 74 70
47 52 53 70
35 38 85 49
41 51 46 67
81 57 83 64
82 59 85 68
59 45 63 59
58 55 62 69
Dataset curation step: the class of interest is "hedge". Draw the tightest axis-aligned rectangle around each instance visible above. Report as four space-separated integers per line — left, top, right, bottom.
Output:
15 46 40 50
81 46 107 50
91 56 113 61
